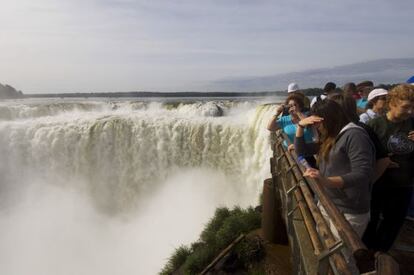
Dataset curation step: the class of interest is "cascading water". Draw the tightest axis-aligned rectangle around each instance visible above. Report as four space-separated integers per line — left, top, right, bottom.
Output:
0 98 279 275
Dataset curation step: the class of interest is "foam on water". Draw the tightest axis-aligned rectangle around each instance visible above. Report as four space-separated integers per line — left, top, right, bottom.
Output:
0 98 278 274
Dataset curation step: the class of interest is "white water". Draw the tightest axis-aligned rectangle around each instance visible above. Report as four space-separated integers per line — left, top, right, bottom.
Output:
0 98 278 275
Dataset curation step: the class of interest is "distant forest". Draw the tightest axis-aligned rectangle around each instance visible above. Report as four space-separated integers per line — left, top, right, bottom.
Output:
0 83 396 99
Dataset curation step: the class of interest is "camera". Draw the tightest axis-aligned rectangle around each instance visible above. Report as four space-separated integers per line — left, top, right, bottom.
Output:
282 104 294 115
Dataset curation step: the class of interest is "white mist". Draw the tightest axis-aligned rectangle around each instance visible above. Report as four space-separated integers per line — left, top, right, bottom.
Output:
0 99 277 275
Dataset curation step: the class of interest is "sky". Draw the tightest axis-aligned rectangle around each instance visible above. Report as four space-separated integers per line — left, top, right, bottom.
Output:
1 0 414 93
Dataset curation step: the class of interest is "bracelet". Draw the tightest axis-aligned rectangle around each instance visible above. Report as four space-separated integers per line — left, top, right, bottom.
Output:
298 123 305 129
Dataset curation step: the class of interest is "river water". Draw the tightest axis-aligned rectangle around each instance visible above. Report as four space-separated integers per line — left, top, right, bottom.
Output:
0 97 281 274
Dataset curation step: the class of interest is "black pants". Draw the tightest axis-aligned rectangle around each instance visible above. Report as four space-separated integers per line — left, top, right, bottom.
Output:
362 183 413 251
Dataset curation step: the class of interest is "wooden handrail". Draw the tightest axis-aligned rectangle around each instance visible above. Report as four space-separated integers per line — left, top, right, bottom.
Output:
278 131 367 255
274 134 351 274
263 129 398 275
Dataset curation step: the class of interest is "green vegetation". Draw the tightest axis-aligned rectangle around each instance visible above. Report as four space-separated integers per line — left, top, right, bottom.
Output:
160 206 261 275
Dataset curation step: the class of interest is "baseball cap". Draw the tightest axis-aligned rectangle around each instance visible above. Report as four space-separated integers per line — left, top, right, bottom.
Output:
367 88 388 102
287 83 299 93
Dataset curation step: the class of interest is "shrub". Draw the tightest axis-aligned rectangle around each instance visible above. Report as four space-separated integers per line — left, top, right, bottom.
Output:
160 206 261 274
159 245 191 275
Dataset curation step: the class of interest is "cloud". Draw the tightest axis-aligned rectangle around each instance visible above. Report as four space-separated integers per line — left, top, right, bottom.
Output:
0 0 414 92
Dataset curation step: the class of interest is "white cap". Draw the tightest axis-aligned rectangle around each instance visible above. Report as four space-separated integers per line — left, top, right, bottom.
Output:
367 88 388 102
287 83 299 93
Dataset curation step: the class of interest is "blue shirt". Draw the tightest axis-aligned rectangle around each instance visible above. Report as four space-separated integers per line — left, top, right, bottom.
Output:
277 115 314 146
357 98 368 109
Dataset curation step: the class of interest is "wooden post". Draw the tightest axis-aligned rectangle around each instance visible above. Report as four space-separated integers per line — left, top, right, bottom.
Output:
261 177 288 244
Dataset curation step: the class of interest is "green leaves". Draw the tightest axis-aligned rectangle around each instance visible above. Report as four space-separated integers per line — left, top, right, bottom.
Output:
160 206 261 275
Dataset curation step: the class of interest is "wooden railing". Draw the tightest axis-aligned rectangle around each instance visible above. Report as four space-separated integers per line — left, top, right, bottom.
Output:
262 130 399 275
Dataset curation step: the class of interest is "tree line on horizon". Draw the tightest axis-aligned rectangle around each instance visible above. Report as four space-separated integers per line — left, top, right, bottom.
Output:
0 82 396 99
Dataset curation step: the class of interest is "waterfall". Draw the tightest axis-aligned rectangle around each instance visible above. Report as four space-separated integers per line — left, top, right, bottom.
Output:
0 98 278 274
0 99 277 211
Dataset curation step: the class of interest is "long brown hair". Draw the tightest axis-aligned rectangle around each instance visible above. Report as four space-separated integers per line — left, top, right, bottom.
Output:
311 99 350 161
329 94 359 123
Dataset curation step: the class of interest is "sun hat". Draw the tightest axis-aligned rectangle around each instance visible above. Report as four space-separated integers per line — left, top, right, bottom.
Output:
367 88 388 102
287 83 299 93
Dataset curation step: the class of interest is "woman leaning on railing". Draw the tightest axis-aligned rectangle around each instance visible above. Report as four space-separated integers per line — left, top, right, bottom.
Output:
294 99 376 239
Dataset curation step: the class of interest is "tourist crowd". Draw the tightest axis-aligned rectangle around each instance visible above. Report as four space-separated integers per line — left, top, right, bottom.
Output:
267 79 414 253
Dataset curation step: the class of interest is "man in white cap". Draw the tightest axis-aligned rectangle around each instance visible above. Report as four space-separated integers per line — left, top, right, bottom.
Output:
286 83 310 111
359 88 388 124
287 82 299 93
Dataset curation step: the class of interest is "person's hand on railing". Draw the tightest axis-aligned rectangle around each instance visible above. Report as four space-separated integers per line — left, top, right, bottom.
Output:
303 168 345 188
303 167 321 179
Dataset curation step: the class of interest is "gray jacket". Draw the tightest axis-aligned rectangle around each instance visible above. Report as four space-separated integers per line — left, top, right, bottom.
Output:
295 123 375 214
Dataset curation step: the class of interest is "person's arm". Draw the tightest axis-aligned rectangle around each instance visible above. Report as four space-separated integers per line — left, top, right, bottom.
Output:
359 122 392 182
305 129 375 189
294 116 322 156
373 157 400 183
267 105 285 131
340 130 375 188
303 168 344 188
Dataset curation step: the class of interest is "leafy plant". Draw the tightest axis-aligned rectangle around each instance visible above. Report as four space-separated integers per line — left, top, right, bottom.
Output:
159 245 191 275
159 206 262 274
